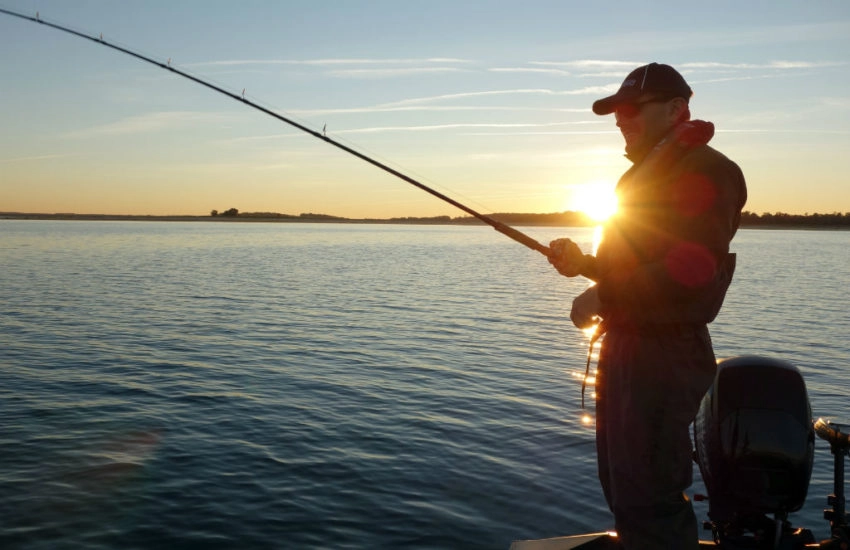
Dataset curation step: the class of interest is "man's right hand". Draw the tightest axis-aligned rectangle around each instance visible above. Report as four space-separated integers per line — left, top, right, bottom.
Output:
548 238 587 277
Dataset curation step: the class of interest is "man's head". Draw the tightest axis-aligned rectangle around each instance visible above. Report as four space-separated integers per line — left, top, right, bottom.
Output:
593 63 692 157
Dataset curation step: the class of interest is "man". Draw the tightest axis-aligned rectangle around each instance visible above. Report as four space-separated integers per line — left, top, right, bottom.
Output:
548 63 747 549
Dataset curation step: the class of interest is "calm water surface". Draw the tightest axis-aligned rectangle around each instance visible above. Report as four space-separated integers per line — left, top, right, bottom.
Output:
1 221 848 549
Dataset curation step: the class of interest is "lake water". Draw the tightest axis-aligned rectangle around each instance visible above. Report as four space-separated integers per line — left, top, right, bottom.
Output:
1 220 848 549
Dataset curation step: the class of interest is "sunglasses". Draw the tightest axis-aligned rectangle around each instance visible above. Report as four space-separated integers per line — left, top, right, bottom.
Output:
614 97 672 119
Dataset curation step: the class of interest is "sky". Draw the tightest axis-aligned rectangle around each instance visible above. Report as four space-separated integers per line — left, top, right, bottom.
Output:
1 0 849 218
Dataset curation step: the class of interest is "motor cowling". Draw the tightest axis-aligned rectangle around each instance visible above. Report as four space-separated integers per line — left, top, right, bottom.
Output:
694 355 814 523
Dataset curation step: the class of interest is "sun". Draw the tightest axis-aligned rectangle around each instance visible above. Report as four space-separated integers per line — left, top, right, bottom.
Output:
566 181 618 223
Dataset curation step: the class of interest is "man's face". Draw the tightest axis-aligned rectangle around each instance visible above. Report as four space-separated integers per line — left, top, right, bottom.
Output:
614 96 679 156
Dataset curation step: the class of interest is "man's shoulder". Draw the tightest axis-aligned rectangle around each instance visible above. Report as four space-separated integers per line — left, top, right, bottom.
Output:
680 144 748 208
680 144 745 183
683 143 739 168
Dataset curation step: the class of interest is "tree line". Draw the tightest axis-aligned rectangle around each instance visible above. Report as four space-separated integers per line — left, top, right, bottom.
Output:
740 211 850 227
211 208 850 228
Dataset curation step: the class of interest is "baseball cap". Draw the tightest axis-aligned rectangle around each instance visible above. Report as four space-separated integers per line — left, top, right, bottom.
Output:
592 63 692 115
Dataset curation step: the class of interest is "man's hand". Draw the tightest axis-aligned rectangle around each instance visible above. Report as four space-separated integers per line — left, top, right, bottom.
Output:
548 238 587 277
571 286 601 329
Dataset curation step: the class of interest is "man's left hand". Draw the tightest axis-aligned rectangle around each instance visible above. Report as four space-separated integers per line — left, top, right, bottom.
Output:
571 286 601 329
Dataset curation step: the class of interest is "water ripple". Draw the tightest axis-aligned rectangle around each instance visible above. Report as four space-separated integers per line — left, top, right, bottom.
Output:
1 222 847 548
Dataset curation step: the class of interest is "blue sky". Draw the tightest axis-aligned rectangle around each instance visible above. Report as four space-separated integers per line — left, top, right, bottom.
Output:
1 1 848 218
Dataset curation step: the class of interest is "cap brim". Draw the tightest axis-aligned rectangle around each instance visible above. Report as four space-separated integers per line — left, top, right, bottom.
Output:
592 96 618 115
592 89 641 115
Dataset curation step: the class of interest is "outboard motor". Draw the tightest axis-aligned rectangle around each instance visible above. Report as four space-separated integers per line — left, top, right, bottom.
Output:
694 356 815 547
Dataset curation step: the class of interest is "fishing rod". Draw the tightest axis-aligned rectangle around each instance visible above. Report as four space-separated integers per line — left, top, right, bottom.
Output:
1 7 552 258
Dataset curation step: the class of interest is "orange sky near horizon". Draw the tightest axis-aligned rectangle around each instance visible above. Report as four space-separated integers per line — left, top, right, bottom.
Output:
1 2 848 219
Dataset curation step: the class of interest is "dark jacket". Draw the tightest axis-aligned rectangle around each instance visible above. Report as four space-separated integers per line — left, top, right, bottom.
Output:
583 120 747 328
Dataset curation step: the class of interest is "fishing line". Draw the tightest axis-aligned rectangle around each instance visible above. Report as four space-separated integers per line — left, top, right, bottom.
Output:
0 7 552 257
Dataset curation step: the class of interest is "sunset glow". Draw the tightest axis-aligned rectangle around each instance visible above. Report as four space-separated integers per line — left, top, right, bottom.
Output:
0 3 848 217
566 181 618 223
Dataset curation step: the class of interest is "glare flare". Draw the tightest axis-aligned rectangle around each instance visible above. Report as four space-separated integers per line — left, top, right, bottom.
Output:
566 180 618 223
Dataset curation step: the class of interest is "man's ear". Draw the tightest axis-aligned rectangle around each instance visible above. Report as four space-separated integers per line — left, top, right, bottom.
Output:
669 97 690 123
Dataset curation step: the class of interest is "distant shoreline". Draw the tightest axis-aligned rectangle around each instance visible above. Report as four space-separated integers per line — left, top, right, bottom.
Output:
0 212 591 227
2 211 848 230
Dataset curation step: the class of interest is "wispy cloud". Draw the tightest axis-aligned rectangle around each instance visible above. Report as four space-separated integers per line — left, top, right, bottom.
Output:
186 57 475 79
820 96 850 109
690 21 850 49
532 60 641 70
215 120 607 142
717 128 850 135
462 129 614 137
530 59 845 79
333 120 605 135
377 86 614 108
187 58 472 68
183 57 477 81
489 67 572 76
277 86 608 119
289 105 589 117
64 111 232 138
681 61 845 71
326 67 467 78
565 21 850 60
0 153 75 163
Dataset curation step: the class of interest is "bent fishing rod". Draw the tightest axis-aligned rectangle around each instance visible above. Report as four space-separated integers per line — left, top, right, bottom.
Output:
1 7 552 258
